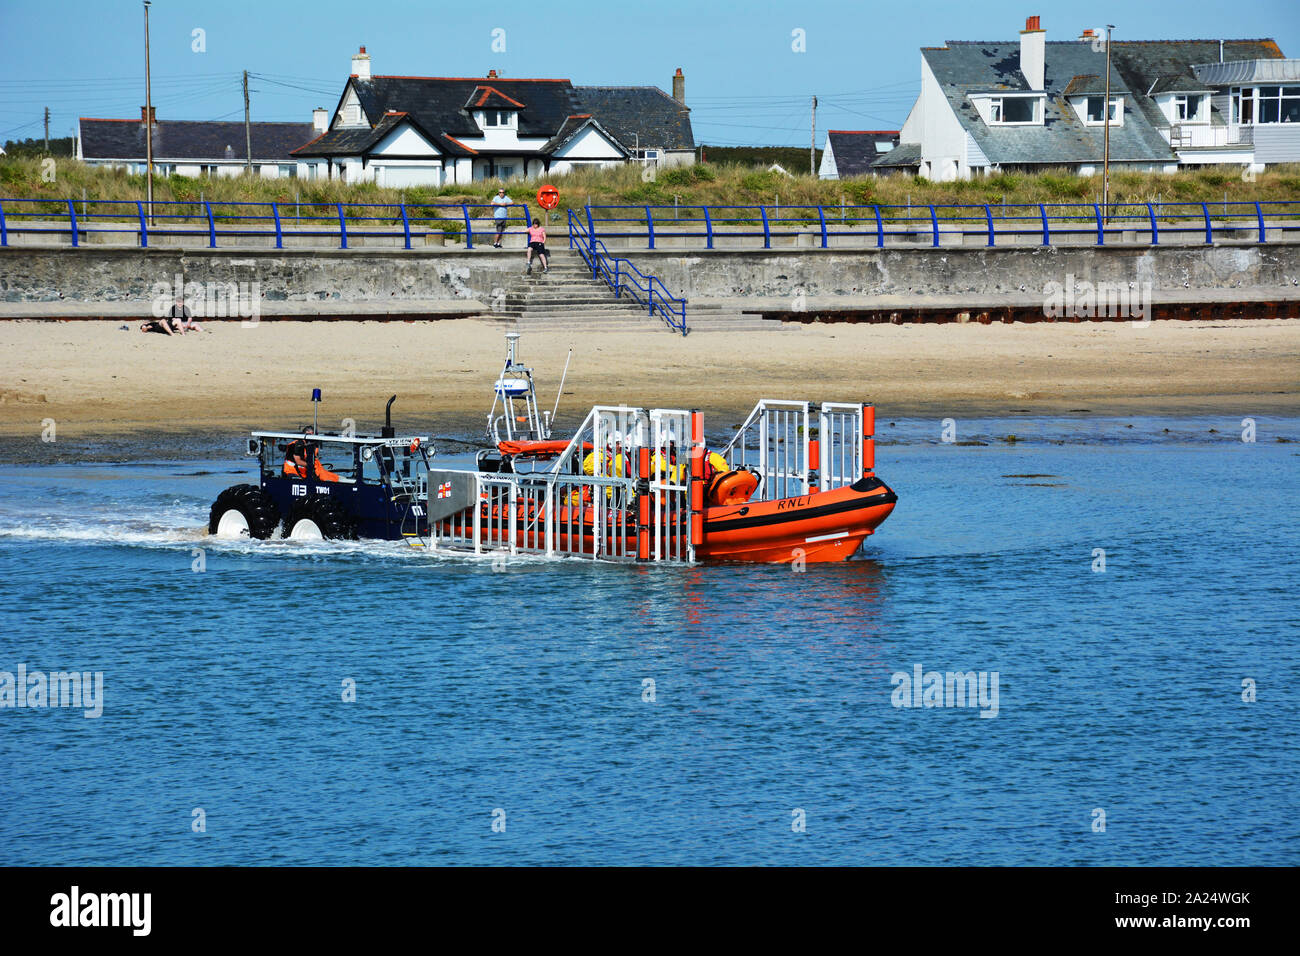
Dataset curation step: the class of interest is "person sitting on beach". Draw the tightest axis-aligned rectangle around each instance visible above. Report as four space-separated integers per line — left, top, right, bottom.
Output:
283 427 340 481
525 219 548 274
168 296 204 333
491 187 512 248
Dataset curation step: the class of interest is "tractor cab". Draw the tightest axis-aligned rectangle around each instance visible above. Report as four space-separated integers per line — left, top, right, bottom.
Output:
209 395 435 543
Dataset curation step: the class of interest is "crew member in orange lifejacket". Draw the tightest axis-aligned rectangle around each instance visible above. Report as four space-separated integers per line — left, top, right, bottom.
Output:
701 449 729 491
283 427 340 482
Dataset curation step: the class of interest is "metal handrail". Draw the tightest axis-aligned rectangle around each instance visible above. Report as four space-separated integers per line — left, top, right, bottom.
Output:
0 198 530 250
1 196 1292 253
569 209 688 335
582 200 1297 248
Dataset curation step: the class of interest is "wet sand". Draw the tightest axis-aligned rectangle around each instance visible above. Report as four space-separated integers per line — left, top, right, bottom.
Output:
1 318 1297 459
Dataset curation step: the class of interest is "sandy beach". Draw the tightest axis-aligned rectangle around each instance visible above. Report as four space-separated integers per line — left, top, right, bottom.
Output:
1 318 1297 449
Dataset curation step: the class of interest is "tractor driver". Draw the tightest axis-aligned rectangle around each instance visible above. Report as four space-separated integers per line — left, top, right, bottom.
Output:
283 427 340 482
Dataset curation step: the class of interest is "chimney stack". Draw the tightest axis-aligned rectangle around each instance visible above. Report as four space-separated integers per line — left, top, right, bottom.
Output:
1079 28 1096 41
351 45 371 80
1020 15 1046 91
487 68 498 79
140 105 156 124
672 67 685 105
313 107 328 132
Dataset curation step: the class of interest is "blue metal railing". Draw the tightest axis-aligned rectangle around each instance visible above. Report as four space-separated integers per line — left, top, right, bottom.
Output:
2 197 1294 250
569 209 687 336
0 198 530 250
581 200 1299 249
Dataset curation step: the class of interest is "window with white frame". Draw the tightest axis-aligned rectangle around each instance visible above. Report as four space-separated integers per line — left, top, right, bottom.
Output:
1173 94 1205 122
1232 86 1300 124
988 95 1041 124
481 110 515 128
1085 95 1122 124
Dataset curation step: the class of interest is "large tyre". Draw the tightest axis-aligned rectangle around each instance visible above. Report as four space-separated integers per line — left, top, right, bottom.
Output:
209 484 280 539
285 495 357 541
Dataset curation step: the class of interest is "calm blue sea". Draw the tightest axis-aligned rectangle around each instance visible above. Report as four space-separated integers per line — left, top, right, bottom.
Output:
1 415 1296 866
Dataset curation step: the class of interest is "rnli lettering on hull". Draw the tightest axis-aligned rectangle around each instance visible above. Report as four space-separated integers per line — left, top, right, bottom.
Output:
776 496 811 511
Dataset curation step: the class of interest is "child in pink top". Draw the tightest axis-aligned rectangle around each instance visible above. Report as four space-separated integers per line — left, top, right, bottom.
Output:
526 219 548 274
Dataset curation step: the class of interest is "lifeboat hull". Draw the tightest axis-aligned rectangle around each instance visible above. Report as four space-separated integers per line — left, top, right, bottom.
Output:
695 476 897 563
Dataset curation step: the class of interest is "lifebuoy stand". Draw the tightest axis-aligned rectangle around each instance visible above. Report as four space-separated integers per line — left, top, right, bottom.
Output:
690 410 704 548
862 404 876 476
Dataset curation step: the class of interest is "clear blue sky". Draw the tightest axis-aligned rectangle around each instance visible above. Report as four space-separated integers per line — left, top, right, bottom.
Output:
1 0 1296 146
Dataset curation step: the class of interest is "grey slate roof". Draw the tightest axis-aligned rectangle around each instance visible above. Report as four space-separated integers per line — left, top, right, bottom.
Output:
922 41 1176 164
573 86 694 151
540 114 630 157
1110 40 1283 131
870 142 922 168
1062 74 1108 96
80 118 314 161
293 111 475 157
293 75 692 159
1146 74 1213 94
350 76 582 140
826 130 899 176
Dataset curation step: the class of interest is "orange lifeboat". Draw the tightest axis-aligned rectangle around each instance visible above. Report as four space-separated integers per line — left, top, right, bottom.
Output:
696 476 897 563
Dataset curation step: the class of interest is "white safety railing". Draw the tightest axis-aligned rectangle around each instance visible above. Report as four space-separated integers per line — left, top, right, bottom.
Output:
817 402 865 491
650 408 693 563
721 400 812 502
429 404 699 562
722 399 872 499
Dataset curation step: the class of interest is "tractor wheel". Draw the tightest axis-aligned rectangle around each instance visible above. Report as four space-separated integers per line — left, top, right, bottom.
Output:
285 496 357 541
209 484 280 539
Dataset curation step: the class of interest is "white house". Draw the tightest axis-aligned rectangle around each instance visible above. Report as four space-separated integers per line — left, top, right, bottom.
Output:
293 48 695 186
77 107 313 178
887 16 1299 180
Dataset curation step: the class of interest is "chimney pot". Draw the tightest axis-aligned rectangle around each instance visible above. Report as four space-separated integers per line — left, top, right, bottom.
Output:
140 105 156 123
1026 15 1040 31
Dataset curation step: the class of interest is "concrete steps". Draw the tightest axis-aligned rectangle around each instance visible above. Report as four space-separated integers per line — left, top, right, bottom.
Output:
486 250 784 333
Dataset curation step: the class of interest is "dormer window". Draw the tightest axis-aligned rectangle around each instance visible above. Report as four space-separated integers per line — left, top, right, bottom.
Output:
1085 95 1122 124
1173 94 1203 122
482 110 513 127
982 93 1043 125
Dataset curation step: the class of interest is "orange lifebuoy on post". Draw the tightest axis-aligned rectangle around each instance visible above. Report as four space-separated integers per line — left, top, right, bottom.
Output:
536 185 560 210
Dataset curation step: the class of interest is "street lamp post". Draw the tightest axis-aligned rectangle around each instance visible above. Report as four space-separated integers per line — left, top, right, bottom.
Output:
143 1 154 225
1102 23 1115 223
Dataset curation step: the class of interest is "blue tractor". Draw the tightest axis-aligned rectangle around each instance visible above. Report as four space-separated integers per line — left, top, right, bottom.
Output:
207 396 434 542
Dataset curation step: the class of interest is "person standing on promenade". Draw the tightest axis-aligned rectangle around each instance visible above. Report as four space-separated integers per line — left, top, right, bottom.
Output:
491 187 512 248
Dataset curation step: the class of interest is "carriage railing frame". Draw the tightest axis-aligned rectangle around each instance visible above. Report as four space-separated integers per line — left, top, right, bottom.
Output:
720 399 873 502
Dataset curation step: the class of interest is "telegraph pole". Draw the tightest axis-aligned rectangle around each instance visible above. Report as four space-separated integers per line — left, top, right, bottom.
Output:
243 70 253 176
143 0 154 224
810 95 817 176
1102 24 1114 222
43 107 49 153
